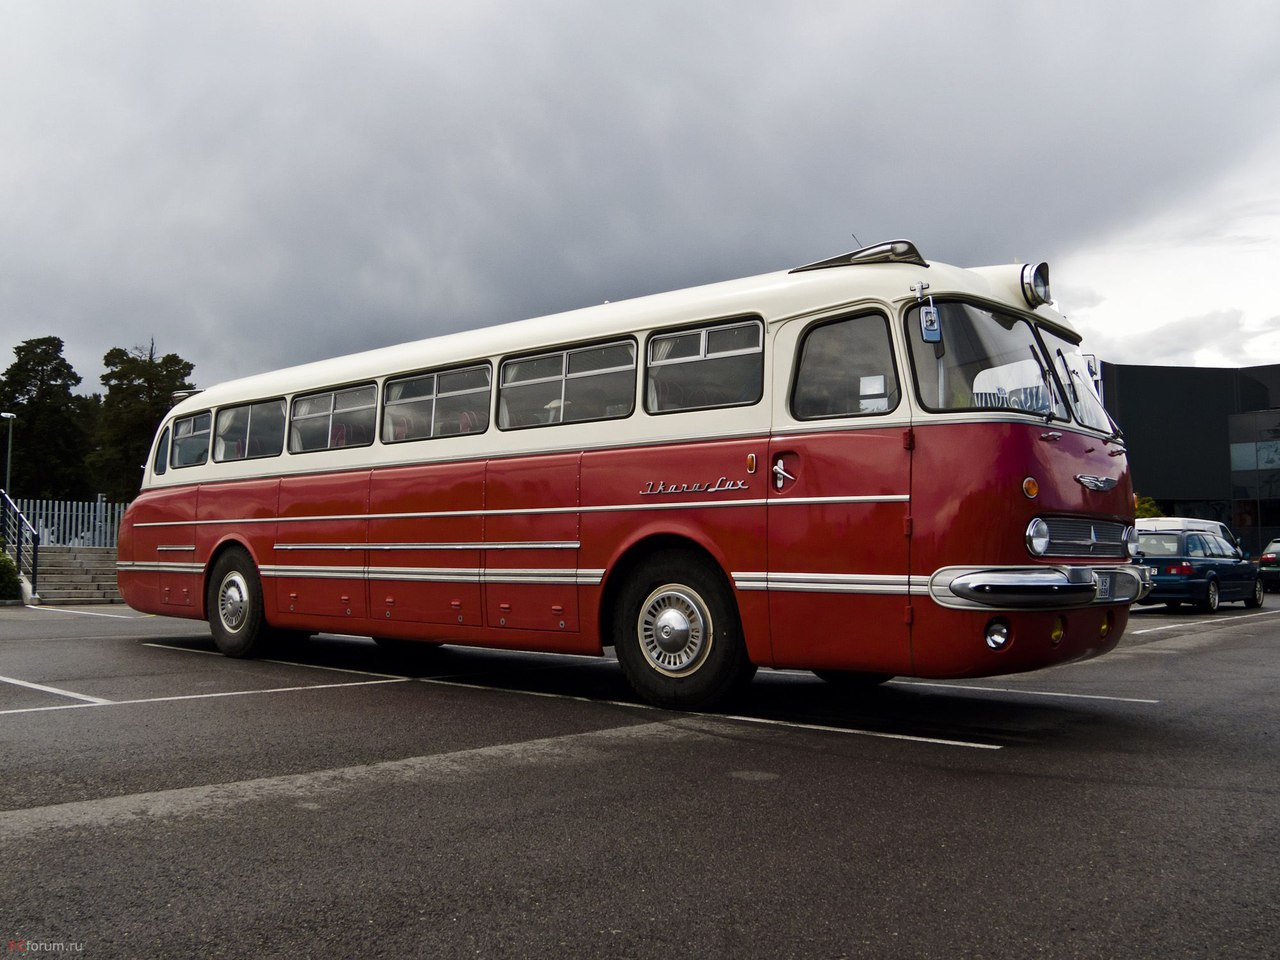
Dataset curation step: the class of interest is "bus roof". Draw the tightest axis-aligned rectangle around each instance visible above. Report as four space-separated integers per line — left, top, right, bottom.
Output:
170 245 1077 418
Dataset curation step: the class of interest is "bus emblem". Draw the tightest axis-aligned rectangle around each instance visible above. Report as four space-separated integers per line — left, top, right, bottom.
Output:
1075 474 1118 492
640 477 749 496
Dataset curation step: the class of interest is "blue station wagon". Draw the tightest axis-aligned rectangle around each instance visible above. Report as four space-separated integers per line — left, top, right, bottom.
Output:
1135 530 1264 612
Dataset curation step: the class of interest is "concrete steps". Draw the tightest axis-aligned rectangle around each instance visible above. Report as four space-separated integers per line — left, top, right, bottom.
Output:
32 546 125 605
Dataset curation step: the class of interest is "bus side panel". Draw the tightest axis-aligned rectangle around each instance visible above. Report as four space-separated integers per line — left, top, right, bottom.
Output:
484 453 585 643
367 460 484 627
194 479 281 620
765 428 914 674
580 438 770 664
275 471 371 622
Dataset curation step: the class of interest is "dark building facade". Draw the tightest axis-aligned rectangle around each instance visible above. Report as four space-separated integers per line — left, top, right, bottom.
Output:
1102 361 1280 555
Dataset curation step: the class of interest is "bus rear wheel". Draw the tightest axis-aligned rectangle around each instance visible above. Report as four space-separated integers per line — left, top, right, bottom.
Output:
208 548 269 658
611 551 755 710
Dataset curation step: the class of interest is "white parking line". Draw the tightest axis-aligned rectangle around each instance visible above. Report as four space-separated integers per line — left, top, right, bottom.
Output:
0 678 410 716
26 606 141 619
0 674 114 705
1131 608 1280 635
891 680 1160 704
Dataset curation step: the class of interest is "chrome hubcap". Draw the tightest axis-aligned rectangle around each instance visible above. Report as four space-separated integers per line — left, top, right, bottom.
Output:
219 572 249 633
638 585 711 676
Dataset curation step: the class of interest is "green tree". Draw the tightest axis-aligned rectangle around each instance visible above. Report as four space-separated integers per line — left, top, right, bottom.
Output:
0 336 94 499
1134 494 1163 519
87 340 196 501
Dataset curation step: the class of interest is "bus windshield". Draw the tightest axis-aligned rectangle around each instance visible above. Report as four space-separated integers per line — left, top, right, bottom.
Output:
1038 328 1115 434
906 301 1068 420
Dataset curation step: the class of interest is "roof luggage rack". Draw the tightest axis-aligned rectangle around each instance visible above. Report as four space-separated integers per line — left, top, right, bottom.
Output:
790 239 927 273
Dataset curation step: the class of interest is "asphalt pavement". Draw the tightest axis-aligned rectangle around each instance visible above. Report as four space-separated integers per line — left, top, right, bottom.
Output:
2 601 1277 959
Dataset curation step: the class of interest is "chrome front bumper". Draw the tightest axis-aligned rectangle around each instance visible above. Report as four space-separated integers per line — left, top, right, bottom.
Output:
930 564 1153 610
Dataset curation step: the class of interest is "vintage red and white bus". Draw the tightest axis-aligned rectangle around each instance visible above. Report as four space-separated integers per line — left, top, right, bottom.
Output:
118 240 1151 708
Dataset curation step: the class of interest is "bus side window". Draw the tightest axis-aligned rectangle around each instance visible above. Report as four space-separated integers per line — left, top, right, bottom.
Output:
170 412 211 468
791 313 899 420
646 318 763 414
152 426 170 476
290 384 376 453
499 341 634 430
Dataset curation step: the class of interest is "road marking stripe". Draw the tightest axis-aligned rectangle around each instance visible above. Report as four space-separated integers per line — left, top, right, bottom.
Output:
1131 608 1280 635
0 679 410 716
27 606 140 620
0 674 114 705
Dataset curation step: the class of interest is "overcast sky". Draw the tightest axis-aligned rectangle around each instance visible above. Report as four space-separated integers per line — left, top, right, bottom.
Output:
3 0 1279 393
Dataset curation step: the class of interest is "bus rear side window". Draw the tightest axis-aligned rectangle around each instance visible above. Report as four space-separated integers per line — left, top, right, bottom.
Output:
498 340 635 429
170 413 210 468
646 318 763 413
215 399 286 461
152 427 170 476
290 384 376 452
792 314 899 419
384 364 491 442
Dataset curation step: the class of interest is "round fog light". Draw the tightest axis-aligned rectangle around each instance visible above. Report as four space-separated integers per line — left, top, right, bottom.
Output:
1050 616 1065 647
985 619 1012 650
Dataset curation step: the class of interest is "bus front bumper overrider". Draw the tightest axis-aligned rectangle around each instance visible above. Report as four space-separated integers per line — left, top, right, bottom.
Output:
930 564 1153 610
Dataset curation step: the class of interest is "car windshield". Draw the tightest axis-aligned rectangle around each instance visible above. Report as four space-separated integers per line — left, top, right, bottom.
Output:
1038 327 1115 433
905 301 1068 419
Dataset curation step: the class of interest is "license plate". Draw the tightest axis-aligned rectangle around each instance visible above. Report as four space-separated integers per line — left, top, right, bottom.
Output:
1096 572 1113 601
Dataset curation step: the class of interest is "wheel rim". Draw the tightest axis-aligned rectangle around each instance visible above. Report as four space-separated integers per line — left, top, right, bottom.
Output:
218 571 250 634
1207 581 1219 609
637 584 712 677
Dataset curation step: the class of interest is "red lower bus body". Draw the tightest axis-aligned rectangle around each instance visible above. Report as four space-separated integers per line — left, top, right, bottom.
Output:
119 418 1143 686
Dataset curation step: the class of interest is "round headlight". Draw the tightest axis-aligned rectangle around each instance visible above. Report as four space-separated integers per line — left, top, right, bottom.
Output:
1021 262 1051 308
1123 525 1139 558
1026 518 1051 556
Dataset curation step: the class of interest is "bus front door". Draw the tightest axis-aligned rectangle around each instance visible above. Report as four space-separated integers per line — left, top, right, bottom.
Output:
765 426 913 675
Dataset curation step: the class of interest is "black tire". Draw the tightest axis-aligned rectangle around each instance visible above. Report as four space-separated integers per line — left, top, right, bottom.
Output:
1244 579 1264 610
207 548 269 657
611 550 756 709
813 670 893 690
1198 579 1220 613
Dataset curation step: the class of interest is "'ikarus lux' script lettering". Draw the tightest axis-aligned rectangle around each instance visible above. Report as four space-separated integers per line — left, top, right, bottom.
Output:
640 477 749 496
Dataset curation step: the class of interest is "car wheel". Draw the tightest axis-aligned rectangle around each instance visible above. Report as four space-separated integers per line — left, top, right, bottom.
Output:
1244 579 1264 609
208 548 269 657
1198 578 1220 613
612 550 756 709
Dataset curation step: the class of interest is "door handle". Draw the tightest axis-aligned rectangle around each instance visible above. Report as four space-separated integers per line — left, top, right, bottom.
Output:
773 458 796 489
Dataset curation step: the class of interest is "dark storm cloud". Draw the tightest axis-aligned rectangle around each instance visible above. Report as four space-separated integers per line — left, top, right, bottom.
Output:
3 0 1279 388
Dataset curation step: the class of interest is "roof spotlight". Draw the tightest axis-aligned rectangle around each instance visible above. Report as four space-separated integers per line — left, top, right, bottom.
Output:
1020 262 1051 308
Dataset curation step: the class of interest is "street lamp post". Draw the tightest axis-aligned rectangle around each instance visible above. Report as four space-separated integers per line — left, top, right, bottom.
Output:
1 412 14 495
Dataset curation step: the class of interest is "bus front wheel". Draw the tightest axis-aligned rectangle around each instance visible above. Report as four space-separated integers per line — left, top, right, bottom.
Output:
208 549 269 658
612 551 755 710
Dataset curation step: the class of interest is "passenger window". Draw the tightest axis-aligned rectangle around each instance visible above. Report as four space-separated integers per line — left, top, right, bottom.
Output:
383 364 491 442
792 313 899 419
646 318 763 413
499 340 635 429
152 427 170 476
1185 535 1207 558
170 413 211 468
289 384 377 452
214 399 285 461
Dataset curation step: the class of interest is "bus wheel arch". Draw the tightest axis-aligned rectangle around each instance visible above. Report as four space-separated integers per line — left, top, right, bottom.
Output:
605 539 756 709
206 543 270 658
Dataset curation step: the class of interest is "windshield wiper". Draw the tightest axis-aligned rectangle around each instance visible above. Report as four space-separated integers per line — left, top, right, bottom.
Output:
1055 348 1081 406
1027 346 1056 423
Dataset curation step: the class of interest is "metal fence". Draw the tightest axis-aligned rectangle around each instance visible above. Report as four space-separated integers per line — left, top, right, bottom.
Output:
12 496 126 548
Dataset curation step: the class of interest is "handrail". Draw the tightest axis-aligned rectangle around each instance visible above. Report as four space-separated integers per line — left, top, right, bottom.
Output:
1 490 39 598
